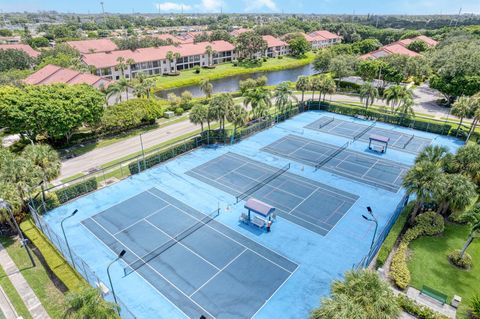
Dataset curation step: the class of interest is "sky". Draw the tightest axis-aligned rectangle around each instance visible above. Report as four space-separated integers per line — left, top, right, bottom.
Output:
1 0 479 15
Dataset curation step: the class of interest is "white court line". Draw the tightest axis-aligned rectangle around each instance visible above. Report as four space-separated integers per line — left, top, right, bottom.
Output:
113 205 171 236
189 249 247 298
144 219 221 271
146 189 298 273
90 217 217 318
80 221 192 319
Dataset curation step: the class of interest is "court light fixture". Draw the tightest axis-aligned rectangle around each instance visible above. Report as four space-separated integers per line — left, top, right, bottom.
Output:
61 209 78 270
362 207 378 252
107 249 127 311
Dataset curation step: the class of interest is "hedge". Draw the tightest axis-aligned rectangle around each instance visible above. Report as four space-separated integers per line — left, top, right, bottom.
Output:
376 202 413 267
307 101 452 136
390 211 445 289
54 178 98 204
397 294 449 319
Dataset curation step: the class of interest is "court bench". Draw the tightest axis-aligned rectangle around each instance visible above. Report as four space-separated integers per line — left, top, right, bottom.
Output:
420 285 448 305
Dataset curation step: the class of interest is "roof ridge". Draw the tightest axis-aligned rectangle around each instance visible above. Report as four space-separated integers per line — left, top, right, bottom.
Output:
36 65 63 84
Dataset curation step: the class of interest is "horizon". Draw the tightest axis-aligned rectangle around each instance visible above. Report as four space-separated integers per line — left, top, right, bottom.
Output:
1 0 479 15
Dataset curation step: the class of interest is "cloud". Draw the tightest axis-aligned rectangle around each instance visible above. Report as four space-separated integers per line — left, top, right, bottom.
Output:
197 0 224 12
155 2 192 12
244 0 278 12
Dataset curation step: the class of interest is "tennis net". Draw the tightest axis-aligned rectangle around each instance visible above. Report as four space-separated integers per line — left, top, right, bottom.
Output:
315 142 350 170
403 134 415 149
353 121 376 140
123 208 220 276
236 163 290 203
319 117 334 128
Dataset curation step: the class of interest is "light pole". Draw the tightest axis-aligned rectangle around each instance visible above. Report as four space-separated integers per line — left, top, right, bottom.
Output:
139 133 146 169
107 250 126 310
0 199 36 267
60 209 78 270
362 206 378 251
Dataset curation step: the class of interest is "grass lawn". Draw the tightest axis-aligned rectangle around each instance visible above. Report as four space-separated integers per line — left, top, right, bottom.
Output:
407 222 480 318
153 53 315 90
0 236 66 319
0 264 32 319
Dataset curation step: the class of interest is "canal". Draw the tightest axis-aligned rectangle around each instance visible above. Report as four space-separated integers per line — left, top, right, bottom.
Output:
156 63 316 98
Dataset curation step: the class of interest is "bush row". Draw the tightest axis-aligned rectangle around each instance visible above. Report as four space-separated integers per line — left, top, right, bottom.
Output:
390 211 445 289
397 294 449 319
308 101 452 136
376 202 413 267
54 178 98 204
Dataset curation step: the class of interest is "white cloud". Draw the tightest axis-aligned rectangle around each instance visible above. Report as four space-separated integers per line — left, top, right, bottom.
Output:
197 0 224 12
244 0 278 12
155 2 192 12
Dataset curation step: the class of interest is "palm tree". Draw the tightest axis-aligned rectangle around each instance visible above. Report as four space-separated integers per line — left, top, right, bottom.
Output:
465 93 480 142
63 287 119 319
116 56 126 77
434 173 476 216
310 76 322 101
166 51 174 74
106 83 123 103
243 87 272 119
451 96 474 137
126 58 135 79
205 45 216 67
310 269 400 319
359 82 379 110
173 52 181 73
396 95 415 118
189 104 208 133
200 79 213 98
415 145 449 166
383 85 412 113
22 144 61 184
210 93 234 130
0 182 20 231
318 76 336 102
273 82 297 114
458 207 480 259
226 104 248 136
449 144 480 185
402 161 442 224
296 76 310 105
116 77 130 100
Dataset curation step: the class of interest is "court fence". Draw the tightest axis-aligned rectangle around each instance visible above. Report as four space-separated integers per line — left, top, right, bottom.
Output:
27 202 137 319
354 194 410 270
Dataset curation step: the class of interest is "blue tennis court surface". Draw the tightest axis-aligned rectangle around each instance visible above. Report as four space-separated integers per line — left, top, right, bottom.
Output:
261 134 410 192
43 111 463 319
82 188 297 319
186 152 358 236
305 116 432 154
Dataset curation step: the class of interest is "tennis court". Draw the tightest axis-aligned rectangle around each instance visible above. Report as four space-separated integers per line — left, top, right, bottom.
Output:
82 188 297 319
186 152 358 236
305 116 432 154
262 134 409 193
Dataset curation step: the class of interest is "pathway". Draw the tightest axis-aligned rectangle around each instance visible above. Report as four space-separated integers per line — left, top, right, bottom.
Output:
0 285 18 319
0 241 50 319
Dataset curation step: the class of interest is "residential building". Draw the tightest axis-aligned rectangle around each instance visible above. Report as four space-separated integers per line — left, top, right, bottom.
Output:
82 40 235 80
262 35 289 57
0 36 21 44
24 64 112 89
0 44 40 58
360 35 437 60
66 38 119 54
397 35 439 48
230 28 252 37
306 30 342 49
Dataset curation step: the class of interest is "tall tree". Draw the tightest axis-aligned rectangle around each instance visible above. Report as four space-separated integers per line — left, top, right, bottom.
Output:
126 58 135 79
226 104 248 136
273 82 297 114
415 145 449 166
452 96 474 137
458 206 480 259
359 82 379 110
296 76 310 105
243 87 272 119
205 45 216 67
200 79 213 98
287 35 311 57
383 85 412 113
235 32 268 59
318 75 337 102
465 93 480 142
209 93 234 130
189 104 208 133
310 270 400 319
0 49 33 72
22 144 61 184
116 56 127 77
116 77 130 100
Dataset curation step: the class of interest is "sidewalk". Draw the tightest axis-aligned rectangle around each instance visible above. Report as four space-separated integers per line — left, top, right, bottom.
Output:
0 285 18 319
0 242 50 319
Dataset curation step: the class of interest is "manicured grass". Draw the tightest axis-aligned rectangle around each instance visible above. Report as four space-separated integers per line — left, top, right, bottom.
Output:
0 264 32 319
407 222 480 318
153 53 315 90
0 236 66 319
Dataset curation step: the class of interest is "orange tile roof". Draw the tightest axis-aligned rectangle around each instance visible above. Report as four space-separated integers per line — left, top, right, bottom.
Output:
154 34 181 43
230 28 252 36
24 64 111 89
262 35 287 48
360 43 419 59
414 35 438 46
0 44 40 58
66 39 118 54
308 30 342 41
82 41 235 69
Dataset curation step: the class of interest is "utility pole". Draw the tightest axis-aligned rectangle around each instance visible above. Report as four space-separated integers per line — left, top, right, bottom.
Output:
454 8 462 27
100 2 106 24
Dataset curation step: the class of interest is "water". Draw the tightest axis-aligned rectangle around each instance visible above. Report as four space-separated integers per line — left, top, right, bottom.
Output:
156 63 315 98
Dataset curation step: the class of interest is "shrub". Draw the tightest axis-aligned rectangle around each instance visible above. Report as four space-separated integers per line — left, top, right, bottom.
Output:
232 60 238 66
174 107 184 115
54 178 98 204
277 56 283 59
390 242 411 289
263 57 267 62
397 294 449 319
376 202 413 267
448 250 472 269
470 295 480 319
33 192 60 214
194 65 201 74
